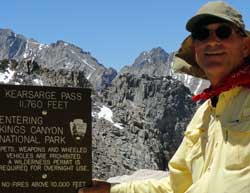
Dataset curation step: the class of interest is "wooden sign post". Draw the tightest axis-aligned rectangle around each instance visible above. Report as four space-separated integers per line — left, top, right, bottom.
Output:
0 84 92 193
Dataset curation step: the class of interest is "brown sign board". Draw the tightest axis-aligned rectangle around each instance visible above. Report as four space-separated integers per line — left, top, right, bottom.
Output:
0 84 92 193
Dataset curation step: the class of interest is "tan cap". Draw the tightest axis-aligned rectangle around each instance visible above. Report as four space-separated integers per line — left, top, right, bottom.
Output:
186 1 246 33
173 1 250 79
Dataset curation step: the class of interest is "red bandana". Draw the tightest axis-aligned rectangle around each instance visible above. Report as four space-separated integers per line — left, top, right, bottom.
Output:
192 63 250 102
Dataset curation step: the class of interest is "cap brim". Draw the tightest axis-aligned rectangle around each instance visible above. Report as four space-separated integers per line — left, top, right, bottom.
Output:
186 14 238 32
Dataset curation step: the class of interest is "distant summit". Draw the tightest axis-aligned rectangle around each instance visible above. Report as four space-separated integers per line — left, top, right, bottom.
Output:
120 47 170 77
120 47 209 94
0 28 117 90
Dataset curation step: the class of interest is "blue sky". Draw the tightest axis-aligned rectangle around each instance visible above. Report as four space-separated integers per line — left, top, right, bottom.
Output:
2 1 249 70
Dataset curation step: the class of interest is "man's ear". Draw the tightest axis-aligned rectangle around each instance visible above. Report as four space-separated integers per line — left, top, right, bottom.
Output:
242 37 250 58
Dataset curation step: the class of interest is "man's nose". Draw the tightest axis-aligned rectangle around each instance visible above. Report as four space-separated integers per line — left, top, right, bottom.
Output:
207 31 221 43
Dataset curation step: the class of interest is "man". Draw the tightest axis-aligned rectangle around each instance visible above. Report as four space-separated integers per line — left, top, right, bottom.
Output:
80 1 250 192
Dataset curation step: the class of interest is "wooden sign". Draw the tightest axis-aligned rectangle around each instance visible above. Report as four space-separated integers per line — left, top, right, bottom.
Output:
0 84 92 193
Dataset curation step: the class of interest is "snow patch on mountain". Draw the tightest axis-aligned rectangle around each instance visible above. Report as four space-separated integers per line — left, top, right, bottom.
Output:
38 44 48 51
86 72 94 80
33 78 44 86
0 68 15 83
98 105 113 122
82 59 96 71
97 105 124 129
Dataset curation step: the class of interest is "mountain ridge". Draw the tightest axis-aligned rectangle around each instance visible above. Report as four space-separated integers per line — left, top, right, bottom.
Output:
0 28 117 90
0 27 209 94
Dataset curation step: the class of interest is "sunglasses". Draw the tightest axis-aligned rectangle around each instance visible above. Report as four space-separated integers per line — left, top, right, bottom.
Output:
191 24 239 41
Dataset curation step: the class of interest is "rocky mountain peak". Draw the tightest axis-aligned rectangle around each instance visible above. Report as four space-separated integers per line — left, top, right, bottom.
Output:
132 47 169 69
120 47 210 94
0 28 14 36
54 40 67 46
0 28 117 90
120 47 170 79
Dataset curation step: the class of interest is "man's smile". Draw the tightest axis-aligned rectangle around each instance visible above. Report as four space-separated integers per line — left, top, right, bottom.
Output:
204 51 225 56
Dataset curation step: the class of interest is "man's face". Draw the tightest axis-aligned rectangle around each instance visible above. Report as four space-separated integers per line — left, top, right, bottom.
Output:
193 23 249 85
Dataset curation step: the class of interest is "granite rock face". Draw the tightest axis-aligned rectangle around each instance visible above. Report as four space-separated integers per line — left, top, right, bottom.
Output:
92 73 196 179
0 59 92 88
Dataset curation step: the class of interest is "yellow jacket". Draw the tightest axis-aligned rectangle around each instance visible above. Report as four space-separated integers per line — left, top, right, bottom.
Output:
111 87 250 193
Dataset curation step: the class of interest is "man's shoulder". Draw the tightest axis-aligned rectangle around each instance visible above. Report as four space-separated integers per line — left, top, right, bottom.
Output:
229 87 250 112
227 87 250 119
237 87 250 98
